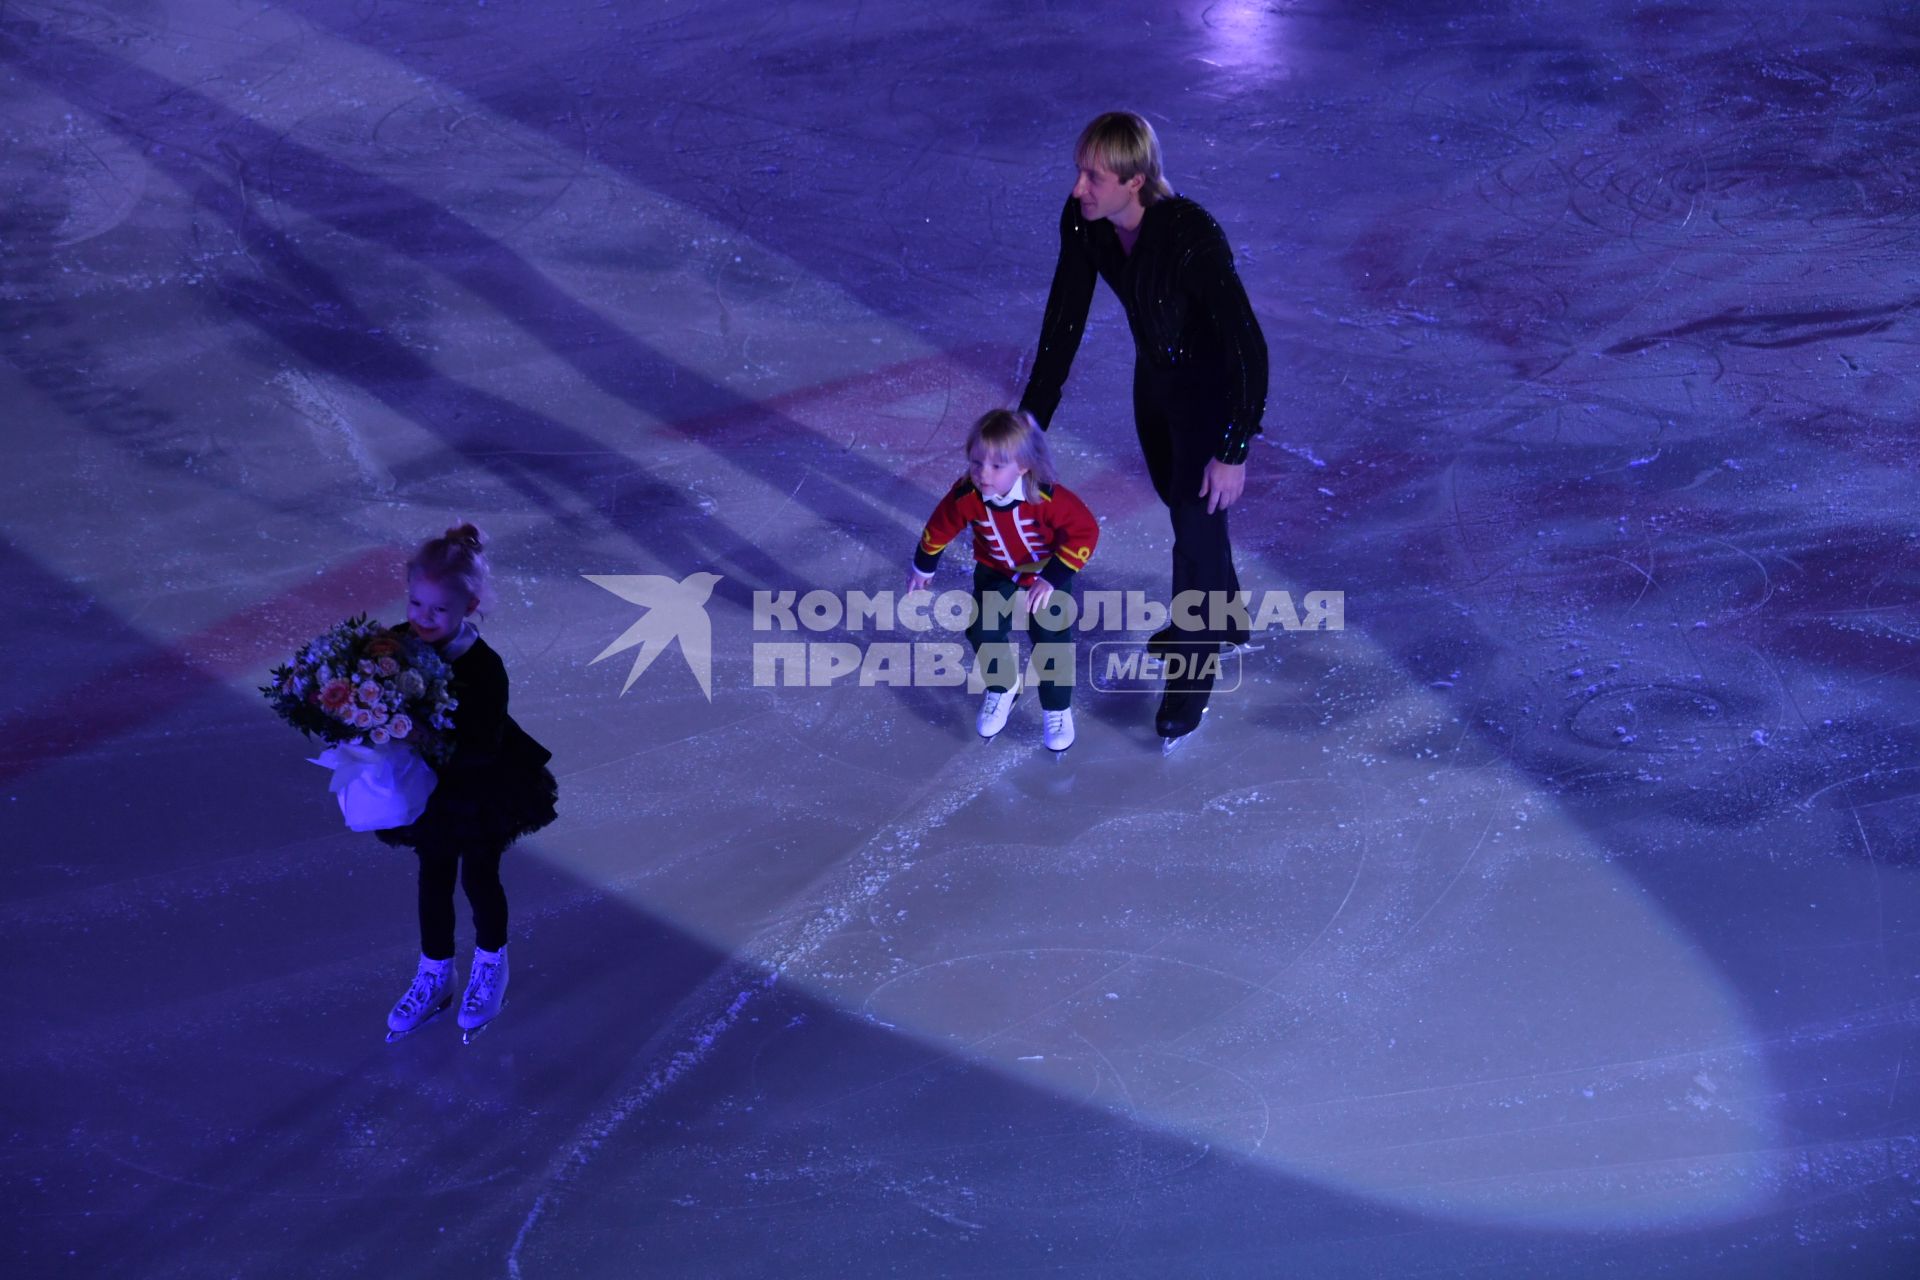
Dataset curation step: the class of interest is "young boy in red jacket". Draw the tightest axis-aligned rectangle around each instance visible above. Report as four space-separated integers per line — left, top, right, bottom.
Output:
907 408 1100 751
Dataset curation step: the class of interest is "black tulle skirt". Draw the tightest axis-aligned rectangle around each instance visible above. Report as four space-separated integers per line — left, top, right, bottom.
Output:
376 721 557 856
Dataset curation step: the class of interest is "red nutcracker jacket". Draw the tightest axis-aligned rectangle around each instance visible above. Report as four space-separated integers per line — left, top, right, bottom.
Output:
913 476 1100 589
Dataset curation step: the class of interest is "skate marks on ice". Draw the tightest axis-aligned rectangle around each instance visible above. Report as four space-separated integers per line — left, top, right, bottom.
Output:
504 742 1033 1277
0 93 150 248
813 775 1780 1228
0 0 1018 623
515 687 1782 1251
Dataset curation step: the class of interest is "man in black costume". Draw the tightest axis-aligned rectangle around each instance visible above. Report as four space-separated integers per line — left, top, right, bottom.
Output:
1019 110 1269 741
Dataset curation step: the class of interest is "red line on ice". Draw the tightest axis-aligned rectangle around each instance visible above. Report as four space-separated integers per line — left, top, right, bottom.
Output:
0 546 400 785
0 348 1170 783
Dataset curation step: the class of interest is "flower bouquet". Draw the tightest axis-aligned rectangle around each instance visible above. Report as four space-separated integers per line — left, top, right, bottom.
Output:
262 616 459 830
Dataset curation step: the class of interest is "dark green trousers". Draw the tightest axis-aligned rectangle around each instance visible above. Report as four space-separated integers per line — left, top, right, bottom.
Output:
965 565 1076 711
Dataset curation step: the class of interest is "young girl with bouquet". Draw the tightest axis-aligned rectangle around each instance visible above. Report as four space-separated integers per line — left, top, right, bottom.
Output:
373 524 557 1040
267 524 557 1041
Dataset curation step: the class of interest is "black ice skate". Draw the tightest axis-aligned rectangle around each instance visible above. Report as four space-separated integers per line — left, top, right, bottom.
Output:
1155 683 1213 754
1151 638 1219 754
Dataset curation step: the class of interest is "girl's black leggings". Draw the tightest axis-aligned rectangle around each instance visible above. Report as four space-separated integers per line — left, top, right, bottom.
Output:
416 847 507 958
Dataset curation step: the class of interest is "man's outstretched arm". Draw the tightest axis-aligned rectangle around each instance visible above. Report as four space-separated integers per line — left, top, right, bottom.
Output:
1019 195 1100 431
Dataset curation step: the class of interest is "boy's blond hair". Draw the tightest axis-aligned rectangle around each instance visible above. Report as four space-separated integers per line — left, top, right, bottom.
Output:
966 408 1057 487
1075 111 1173 206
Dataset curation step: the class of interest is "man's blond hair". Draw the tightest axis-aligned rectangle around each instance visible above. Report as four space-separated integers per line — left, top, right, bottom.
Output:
1075 111 1173 205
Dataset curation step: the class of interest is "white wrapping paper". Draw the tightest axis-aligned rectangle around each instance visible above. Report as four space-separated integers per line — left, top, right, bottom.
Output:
309 742 438 831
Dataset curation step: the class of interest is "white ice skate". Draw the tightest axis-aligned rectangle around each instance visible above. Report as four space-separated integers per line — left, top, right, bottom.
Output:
457 946 509 1043
386 956 457 1042
975 674 1023 739
1043 707 1075 752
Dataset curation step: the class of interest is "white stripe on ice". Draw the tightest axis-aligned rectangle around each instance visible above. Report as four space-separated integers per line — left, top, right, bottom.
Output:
506 743 1026 1277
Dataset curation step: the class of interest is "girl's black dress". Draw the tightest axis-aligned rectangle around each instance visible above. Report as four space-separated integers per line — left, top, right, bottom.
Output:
377 625 557 856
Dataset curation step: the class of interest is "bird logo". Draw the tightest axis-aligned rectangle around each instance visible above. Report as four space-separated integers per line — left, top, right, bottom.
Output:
584 572 723 699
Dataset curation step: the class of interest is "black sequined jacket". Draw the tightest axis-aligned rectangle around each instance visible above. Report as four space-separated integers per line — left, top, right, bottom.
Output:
1020 194 1269 465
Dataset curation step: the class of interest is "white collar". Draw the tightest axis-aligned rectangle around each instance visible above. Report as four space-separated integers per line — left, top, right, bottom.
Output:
983 474 1029 508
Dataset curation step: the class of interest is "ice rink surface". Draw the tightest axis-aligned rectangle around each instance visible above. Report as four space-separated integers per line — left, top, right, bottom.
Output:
4 0 1920 1274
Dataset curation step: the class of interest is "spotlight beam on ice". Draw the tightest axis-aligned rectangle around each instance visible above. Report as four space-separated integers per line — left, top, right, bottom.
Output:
2 2 1785 1239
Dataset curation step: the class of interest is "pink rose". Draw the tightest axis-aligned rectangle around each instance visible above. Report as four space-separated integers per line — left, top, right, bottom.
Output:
356 680 380 705
376 656 400 677
369 726 391 745
388 714 413 740
352 708 375 729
